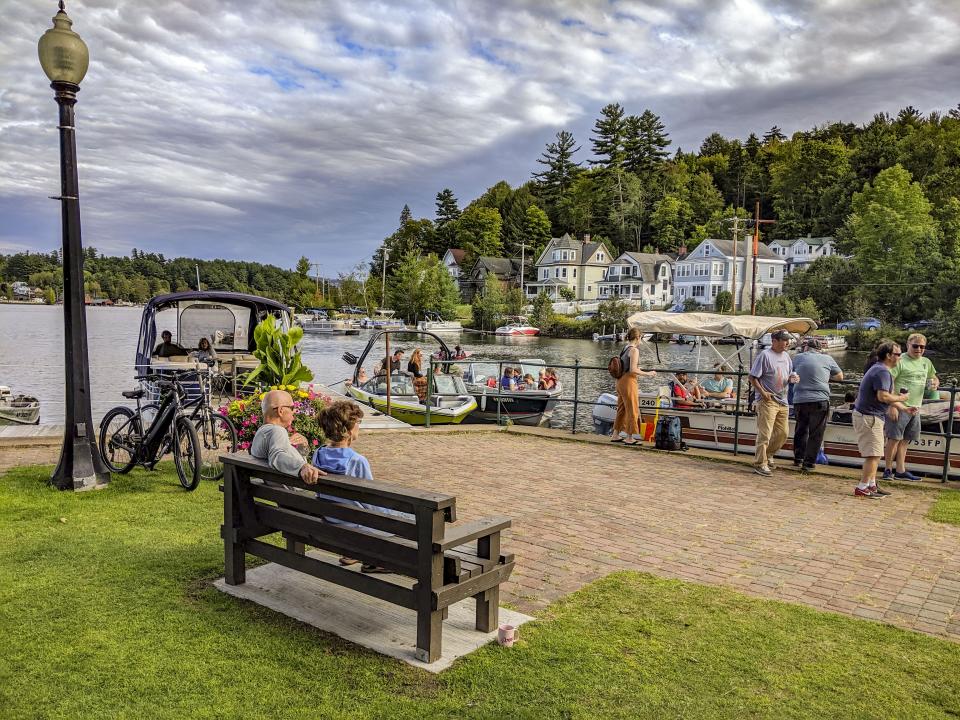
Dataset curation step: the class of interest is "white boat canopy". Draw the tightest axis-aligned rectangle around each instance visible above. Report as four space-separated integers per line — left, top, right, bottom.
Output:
624 311 817 340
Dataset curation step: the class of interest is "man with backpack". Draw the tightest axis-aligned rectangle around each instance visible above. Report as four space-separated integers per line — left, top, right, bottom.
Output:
750 330 799 476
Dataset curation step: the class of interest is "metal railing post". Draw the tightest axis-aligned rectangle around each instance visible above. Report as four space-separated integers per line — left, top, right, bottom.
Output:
425 356 432 428
572 359 580 434
497 360 503 426
942 385 955 483
733 368 743 455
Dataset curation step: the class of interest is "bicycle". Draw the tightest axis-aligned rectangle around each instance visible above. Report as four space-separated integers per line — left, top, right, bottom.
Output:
137 364 238 481
98 373 202 490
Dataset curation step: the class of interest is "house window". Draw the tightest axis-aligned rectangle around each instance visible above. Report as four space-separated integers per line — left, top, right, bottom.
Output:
553 251 559 261
562 251 568 260
660 266 667 277
632 285 639 294
562 268 567 278
692 285 705 298
573 268 577 278
769 266 775 279
597 252 604 261
662 279 668 290
703 245 711 256
713 263 722 276
554 268 559 278
572 251 577 261
711 285 719 298
540 269 547 279
587 285 591 293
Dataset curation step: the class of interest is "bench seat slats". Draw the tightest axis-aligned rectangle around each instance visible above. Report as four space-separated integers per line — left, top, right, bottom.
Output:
251 483 418 540
246 538 417 610
254 504 420 575
434 517 512 552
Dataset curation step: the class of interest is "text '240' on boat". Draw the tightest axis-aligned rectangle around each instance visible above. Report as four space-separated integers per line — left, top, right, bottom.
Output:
342 330 477 425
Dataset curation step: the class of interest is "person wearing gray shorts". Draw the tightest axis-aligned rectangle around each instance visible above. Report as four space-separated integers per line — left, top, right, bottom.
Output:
884 409 920 443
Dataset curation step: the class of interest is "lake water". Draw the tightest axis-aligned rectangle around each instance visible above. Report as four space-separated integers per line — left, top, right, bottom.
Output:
3 304 959 427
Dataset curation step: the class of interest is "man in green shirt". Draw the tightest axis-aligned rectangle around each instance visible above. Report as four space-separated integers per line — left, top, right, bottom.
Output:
884 333 939 481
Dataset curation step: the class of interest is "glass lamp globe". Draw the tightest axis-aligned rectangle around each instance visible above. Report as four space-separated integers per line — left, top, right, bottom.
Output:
38 2 89 86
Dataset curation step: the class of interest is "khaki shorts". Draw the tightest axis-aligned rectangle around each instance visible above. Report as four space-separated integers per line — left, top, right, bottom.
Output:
853 411 884 457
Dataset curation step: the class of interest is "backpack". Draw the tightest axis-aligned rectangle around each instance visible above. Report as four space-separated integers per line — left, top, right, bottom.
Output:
655 415 686 451
608 346 630 379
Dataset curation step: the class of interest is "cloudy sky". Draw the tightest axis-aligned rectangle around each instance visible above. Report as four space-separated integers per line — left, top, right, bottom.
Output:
2 1 959 275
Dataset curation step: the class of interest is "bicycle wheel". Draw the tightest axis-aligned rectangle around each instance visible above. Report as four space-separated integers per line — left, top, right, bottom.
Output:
172 415 202 491
98 407 139 474
195 412 237 481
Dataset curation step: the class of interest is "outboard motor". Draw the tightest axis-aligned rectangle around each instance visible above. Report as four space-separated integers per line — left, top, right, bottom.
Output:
592 392 618 436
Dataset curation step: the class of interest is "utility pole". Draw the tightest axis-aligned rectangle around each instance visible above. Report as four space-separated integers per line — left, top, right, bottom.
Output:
518 241 527 299
749 201 776 316
380 247 389 310
310 262 323 302
730 216 739 314
195 264 201 291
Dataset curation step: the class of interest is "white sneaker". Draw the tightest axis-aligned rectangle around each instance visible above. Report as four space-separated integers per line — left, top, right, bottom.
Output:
754 465 772 476
768 460 776 470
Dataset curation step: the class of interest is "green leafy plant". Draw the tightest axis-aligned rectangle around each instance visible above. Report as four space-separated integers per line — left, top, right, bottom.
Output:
243 315 314 388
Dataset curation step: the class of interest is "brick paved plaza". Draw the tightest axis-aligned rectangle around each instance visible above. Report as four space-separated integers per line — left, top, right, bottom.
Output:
4 428 960 642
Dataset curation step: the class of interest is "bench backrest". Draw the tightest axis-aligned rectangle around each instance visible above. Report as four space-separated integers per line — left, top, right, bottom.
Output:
221 452 457 577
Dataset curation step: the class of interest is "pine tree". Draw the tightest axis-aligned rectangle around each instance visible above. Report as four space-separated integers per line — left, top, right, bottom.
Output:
763 126 786 144
435 189 460 226
624 109 671 176
590 103 626 169
532 130 581 203
399 204 412 226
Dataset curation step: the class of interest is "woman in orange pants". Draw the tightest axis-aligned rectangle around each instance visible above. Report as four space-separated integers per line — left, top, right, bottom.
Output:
613 327 658 445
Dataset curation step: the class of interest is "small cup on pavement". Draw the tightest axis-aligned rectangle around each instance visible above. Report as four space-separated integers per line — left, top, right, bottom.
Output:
497 624 517 647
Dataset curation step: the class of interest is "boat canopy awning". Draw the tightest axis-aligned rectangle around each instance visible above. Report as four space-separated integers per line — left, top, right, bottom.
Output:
624 311 817 340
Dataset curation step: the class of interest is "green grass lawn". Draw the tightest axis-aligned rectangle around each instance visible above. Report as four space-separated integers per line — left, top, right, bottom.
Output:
928 488 960 527
4 465 960 719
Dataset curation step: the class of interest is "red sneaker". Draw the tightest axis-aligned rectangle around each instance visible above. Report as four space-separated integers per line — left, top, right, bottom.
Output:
854 487 883 499
868 484 892 496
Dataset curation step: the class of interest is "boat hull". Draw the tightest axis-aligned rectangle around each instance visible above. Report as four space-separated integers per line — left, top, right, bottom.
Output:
0 398 40 425
345 386 476 426
464 388 560 426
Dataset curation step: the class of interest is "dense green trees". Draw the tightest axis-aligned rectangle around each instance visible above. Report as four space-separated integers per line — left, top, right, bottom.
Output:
387 253 460 321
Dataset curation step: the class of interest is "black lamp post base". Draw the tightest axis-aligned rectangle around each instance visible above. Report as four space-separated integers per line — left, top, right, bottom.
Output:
51 430 110 491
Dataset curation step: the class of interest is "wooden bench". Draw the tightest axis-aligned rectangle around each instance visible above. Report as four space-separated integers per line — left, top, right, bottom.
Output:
220 453 514 663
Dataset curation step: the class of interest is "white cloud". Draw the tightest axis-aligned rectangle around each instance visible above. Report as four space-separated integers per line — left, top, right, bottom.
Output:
1 0 958 272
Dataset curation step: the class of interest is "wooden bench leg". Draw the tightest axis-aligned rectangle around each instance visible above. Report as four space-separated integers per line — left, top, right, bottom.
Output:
224 465 246 585
416 608 443 663
475 587 498 632
284 533 305 556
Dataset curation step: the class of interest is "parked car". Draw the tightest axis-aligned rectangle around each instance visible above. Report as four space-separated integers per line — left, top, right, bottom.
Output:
903 319 936 330
837 317 881 331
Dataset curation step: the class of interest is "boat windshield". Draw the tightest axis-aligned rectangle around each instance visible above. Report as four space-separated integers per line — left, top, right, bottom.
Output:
519 359 545 378
362 374 417 396
462 362 500 385
432 374 467 394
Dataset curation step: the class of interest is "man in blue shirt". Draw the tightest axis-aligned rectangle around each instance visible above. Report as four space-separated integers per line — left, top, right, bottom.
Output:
749 330 799 476
853 342 909 498
792 338 843 470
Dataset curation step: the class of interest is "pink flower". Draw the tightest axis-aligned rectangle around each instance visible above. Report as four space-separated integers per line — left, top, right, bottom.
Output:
312 438 319 446
239 441 250 450
249 414 258 423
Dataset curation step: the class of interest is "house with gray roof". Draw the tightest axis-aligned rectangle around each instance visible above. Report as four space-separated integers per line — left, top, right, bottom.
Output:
597 252 674 308
673 237 786 310
767 236 839 275
527 233 613 301
462 256 523 301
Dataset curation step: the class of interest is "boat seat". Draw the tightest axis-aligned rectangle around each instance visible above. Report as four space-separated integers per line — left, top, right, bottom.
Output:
122 388 146 400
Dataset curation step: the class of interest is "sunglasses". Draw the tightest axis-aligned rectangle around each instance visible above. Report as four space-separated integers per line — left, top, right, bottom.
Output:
273 404 295 411
911 344 926 350
892 352 902 357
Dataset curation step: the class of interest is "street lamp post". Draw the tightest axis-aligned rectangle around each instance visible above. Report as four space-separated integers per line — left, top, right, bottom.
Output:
38 1 110 490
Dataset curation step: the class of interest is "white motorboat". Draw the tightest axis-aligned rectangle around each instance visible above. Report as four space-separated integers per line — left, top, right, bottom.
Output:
0 386 40 425
416 312 462 333
494 322 540 337
300 318 360 335
360 309 406 330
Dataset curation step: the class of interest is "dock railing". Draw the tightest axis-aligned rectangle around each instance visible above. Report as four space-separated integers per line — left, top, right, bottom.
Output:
427 356 958 483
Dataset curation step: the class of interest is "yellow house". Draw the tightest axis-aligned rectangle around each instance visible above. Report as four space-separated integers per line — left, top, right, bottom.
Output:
528 234 612 301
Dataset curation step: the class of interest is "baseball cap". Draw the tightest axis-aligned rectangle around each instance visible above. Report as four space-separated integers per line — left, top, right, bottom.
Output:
771 330 792 341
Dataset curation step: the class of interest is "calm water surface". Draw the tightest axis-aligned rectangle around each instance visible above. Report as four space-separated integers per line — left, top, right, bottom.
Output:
3 304 959 426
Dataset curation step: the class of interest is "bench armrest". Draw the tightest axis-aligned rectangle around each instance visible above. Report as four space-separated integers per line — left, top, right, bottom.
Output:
434 516 511 552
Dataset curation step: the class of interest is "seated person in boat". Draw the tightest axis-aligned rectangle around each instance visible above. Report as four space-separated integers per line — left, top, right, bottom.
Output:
537 369 547 389
453 345 467 360
522 373 536 390
501 367 517 391
250 389 323 484
153 330 187 358
376 349 405 376
311 400 412 571
701 371 734 399
541 368 559 391
671 372 706 408
191 337 218 364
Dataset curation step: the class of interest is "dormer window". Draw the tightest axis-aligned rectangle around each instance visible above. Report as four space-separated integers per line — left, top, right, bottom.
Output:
553 251 559 261
571 251 577 261
597 252 604 262
703 245 711 256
